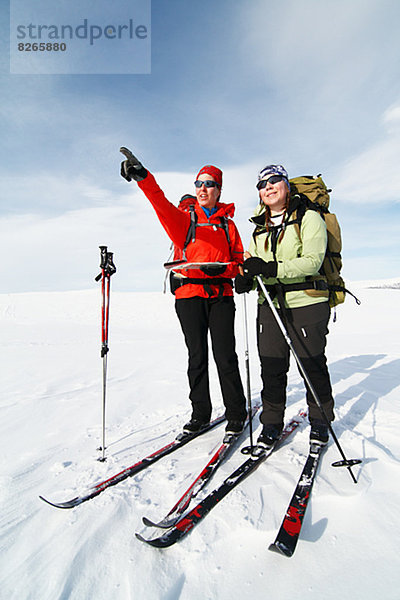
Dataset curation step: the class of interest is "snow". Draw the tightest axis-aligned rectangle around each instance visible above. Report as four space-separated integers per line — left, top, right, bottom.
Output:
1 282 400 600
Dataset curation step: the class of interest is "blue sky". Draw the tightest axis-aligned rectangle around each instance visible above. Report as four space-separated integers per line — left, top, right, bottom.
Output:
1 0 400 293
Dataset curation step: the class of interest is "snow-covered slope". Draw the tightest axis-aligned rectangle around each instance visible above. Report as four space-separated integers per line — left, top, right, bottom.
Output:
1 282 399 600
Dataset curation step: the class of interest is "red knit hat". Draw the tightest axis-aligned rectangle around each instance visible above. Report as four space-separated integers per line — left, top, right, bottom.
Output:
196 165 223 187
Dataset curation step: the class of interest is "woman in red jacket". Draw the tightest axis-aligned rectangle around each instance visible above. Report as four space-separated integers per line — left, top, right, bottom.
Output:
120 148 247 436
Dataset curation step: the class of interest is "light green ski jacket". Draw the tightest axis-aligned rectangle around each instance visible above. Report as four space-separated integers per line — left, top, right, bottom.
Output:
247 204 329 309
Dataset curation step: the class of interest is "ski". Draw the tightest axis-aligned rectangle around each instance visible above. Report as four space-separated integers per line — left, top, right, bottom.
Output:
135 409 306 547
142 405 261 529
39 414 225 509
268 441 326 557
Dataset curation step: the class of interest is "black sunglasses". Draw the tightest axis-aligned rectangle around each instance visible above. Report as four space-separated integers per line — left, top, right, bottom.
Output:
194 180 221 189
256 175 285 190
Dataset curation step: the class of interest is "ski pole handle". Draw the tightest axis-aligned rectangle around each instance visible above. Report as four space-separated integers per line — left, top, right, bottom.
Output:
95 246 109 281
105 252 117 277
99 245 108 268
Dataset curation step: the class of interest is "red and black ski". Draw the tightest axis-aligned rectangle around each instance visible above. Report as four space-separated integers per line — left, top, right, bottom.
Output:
269 442 326 557
136 410 306 547
39 415 225 509
142 405 261 529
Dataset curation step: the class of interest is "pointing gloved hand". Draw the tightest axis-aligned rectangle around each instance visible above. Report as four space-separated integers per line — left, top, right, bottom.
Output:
120 147 148 182
243 257 278 279
200 264 227 276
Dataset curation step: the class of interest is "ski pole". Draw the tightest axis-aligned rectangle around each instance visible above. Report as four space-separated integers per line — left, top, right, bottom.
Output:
255 275 361 483
95 246 117 462
242 293 255 450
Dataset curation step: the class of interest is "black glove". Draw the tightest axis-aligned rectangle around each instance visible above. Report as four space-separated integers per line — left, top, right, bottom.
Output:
120 147 148 182
234 273 253 294
200 264 226 276
243 257 278 278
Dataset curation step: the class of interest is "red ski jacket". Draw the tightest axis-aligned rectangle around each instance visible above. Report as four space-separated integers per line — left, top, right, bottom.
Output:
138 172 244 299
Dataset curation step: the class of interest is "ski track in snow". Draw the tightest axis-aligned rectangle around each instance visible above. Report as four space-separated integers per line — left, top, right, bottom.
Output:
1 284 400 599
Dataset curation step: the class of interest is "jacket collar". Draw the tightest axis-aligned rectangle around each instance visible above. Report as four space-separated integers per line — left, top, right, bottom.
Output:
179 194 235 218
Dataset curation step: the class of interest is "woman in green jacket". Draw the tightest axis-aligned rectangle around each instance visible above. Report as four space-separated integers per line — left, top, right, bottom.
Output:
235 164 334 447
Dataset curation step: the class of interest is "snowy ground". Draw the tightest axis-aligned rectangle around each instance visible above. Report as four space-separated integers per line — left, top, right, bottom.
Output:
1 281 400 600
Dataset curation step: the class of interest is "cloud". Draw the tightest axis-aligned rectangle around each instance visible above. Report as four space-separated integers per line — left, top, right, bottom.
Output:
0 173 119 214
333 103 400 204
0 163 260 293
2 0 400 290
235 0 400 169
2 159 399 293
241 0 396 91
345 253 400 282
1 201 167 293
383 103 400 130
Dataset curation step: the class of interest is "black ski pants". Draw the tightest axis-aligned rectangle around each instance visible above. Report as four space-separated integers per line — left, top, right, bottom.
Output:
257 300 334 428
175 296 247 423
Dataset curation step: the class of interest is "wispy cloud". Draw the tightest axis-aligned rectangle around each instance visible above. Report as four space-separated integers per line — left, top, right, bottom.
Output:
0 163 263 292
334 104 400 203
0 173 119 214
4 160 398 294
1 0 400 292
241 0 398 96
237 0 400 169
1 197 166 293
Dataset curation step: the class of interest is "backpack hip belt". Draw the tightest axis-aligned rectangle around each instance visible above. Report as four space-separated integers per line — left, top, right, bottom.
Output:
271 279 328 294
171 276 233 298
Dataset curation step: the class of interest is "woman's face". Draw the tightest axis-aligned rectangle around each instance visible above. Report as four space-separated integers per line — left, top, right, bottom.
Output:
195 173 220 209
259 177 288 214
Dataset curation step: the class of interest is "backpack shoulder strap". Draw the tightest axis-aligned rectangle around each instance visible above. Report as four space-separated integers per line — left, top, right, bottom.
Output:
181 205 233 260
286 194 307 240
286 193 328 241
181 205 197 258
220 216 231 246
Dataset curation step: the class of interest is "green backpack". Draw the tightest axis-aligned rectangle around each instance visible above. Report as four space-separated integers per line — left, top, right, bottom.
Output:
289 175 360 310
